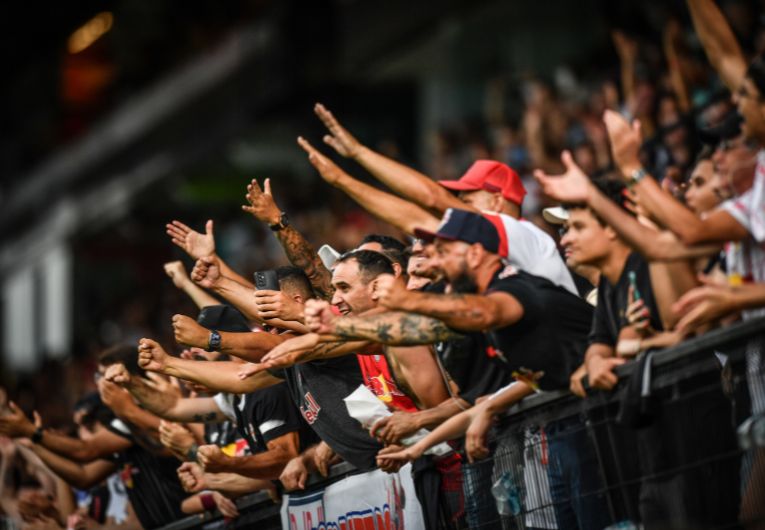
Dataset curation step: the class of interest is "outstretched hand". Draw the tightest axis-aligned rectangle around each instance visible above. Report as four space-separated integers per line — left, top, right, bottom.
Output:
314 103 363 159
673 274 739 333
242 178 282 226
297 136 348 186
533 150 593 204
166 220 215 260
0 401 35 438
603 109 643 176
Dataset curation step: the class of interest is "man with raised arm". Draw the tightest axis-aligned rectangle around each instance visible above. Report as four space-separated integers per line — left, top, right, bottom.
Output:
303 208 609 529
297 130 578 294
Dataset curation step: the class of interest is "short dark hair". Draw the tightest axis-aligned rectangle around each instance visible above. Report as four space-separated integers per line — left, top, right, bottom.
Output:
564 177 632 226
98 344 145 377
359 234 406 252
276 266 313 299
336 249 395 283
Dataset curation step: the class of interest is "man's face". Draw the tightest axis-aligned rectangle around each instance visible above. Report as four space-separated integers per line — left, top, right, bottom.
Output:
330 259 377 315
458 189 499 211
713 133 758 196
683 160 721 214
433 239 476 292
734 77 765 140
559 208 612 267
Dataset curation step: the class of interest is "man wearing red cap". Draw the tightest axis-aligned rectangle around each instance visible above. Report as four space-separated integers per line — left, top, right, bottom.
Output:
301 108 578 295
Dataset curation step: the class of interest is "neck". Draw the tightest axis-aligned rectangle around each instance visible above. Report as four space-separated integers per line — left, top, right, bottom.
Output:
597 244 632 285
476 258 503 293
499 201 521 219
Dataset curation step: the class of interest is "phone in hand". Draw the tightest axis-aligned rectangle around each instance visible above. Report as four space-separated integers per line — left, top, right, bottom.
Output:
628 271 641 302
254 270 280 291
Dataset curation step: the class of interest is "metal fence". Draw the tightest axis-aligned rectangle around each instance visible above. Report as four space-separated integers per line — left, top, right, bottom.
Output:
159 317 765 530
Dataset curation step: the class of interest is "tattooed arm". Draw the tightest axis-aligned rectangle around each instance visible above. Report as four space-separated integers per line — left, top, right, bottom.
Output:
328 311 465 346
242 178 333 300
374 274 524 331
275 226 334 300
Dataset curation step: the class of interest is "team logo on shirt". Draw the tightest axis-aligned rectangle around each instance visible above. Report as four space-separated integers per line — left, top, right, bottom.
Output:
497 265 518 279
300 392 321 424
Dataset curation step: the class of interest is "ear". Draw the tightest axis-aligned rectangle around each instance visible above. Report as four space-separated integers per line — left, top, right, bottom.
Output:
604 225 619 241
490 194 504 212
369 278 380 301
465 243 484 269
392 262 403 278
292 293 305 305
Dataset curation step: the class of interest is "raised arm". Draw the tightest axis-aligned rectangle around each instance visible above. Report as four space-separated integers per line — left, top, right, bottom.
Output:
196 430 300 480
314 103 465 214
166 220 252 287
534 150 722 261
137 338 282 394
164 261 219 309
297 137 440 235
305 301 463 346
104 364 230 424
603 110 750 244
170 314 287 362
375 274 523 331
190 257 262 322
0 403 132 462
687 0 748 93
242 178 333 300
22 443 116 491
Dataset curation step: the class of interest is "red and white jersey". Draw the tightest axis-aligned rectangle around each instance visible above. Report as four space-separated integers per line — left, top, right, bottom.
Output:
482 211 577 295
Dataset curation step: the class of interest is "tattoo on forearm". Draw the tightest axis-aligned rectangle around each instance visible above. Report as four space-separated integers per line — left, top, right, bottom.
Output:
276 227 333 300
334 313 463 345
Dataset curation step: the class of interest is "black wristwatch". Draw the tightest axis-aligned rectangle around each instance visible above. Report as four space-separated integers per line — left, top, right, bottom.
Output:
207 330 222 352
31 427 44 444
269 212 290 231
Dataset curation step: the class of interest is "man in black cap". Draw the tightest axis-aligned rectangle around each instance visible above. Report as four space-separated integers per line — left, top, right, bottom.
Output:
304 208 609 529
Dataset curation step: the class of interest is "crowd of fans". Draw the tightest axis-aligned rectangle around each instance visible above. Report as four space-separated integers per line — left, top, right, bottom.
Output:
2 0 765 528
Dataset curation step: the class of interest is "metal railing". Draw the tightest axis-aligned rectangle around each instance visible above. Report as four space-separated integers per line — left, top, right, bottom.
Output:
159 317 765 530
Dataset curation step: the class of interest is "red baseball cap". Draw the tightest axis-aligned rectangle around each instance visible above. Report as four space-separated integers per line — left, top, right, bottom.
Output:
439 160 526 206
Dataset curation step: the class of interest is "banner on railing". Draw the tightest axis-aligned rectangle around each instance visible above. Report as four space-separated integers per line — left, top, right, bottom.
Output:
280 463 425 530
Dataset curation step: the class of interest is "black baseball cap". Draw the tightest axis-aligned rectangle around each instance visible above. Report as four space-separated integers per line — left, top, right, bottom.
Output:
197 305 251 332
414 208 500 254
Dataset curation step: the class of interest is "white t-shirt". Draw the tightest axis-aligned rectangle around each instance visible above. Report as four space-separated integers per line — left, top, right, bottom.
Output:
493 212 578 295
720 149 765 318
213 392 238 422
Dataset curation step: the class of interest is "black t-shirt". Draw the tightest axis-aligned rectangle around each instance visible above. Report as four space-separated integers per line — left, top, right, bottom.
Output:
106 419 187 528
425 281 513 404
273 355 383 471
484 267 594 391
234 383 318 455
589 252 663 347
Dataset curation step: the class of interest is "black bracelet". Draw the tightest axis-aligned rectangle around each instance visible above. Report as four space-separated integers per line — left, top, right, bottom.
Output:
31 427 44 444
186 443 199 462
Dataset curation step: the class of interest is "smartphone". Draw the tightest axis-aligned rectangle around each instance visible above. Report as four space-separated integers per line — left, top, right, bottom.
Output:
318 244 341 269
628 271 641 301
254 270 280 291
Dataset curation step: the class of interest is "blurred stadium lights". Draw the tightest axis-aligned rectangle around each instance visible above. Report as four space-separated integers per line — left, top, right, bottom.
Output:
67 12 114 54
